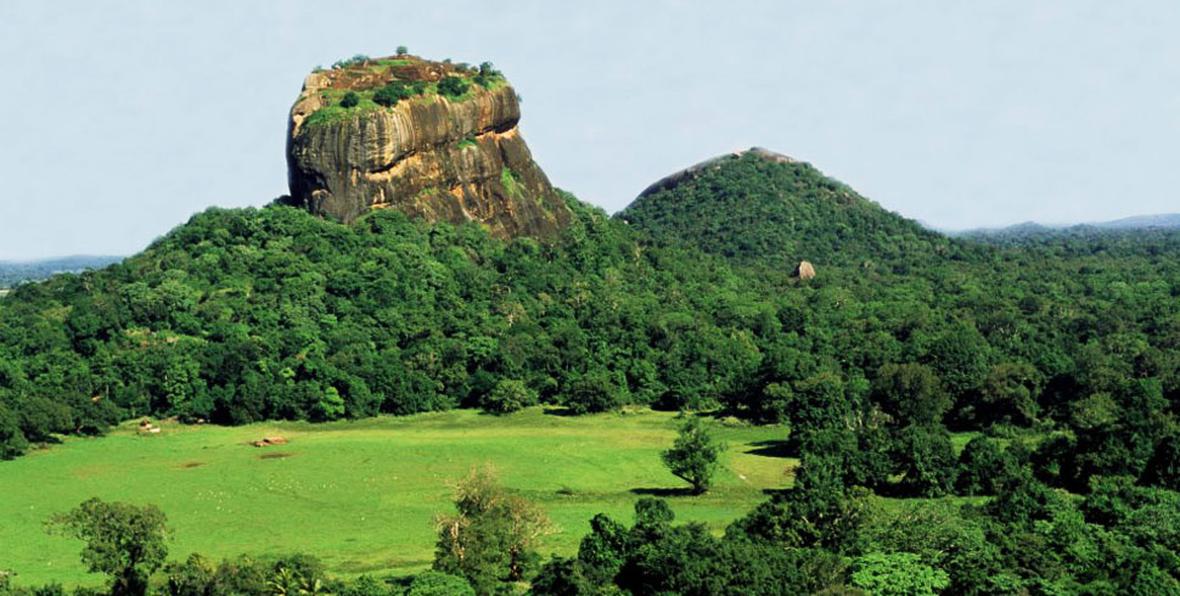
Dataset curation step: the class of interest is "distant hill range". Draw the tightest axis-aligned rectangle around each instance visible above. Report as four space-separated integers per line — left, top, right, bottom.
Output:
0 255 123 289
951 213 1180 238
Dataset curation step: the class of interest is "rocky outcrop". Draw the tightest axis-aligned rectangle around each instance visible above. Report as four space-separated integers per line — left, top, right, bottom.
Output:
286 57 570 239
637 147 797 198
793 260 816 280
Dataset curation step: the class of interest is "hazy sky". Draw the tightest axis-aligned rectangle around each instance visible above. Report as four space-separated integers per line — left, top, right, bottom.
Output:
1 1 1178 260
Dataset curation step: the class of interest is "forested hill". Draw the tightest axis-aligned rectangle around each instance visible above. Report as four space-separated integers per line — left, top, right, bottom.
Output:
617 149 982 271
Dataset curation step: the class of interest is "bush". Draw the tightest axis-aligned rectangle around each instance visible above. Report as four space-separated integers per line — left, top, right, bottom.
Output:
332 54 369 69
0 403 28 459
373 82 413 107
406 571 473 596
396 46 409 56
437 76 470 99
481 379 537 415
564 371 622 415
339 92 360 108
850 552 950 596
474 62 502 88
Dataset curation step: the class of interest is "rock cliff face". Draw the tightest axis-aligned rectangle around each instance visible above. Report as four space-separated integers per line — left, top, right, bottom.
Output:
286 56 570 239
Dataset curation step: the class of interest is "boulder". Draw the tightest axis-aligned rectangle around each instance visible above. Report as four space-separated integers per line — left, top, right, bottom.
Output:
794 260 816 280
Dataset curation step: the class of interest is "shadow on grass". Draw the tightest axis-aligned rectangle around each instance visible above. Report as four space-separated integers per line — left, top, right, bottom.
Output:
630 487 697 497
744 439 795 459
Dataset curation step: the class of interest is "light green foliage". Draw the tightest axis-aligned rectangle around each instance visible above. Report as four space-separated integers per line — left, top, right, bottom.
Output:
499 167 522 199
661 416 725 494
850 552 950 596
480 379 536 415
315 387 346 421
433 466 551 592
0 409 789 588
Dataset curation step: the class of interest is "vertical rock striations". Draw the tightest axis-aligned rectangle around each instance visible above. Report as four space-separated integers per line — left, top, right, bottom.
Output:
286 56 570 239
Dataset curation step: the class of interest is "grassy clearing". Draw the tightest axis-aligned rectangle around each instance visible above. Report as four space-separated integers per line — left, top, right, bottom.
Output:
0 408 792 587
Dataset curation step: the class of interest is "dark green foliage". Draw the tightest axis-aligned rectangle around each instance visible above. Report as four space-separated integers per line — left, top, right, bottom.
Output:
163 553 216 596
563 371 622 415
3 126 1180 591
47 498 169 596
437 76 470 99
473 62 502 88
985 468 1058 526
955 436 1017 496
339 92 360 108
1141 433 1180 491
619 152 957 268
980 362 1041 426
871 363 949 426
893 425 957 497
405 571 474 596
921 323 991 400
533 499 850 596
731 447 870 551
0 402 28 459
660 416 724 494
0 201 779 443
159 553 326 596
373 81 416 107
396 46 408 56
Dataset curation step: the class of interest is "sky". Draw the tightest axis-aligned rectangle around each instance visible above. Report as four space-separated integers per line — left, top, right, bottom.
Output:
1 1 1178 260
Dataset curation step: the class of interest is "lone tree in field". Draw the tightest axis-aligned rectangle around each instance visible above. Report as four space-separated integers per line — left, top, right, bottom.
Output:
434 466 552 593
48 498 169 596
662 417 725 494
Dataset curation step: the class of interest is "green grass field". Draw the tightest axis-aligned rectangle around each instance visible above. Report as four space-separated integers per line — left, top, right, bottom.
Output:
0 408 793 588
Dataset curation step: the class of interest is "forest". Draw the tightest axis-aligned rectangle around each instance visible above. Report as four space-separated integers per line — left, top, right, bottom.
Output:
2 154 1179 594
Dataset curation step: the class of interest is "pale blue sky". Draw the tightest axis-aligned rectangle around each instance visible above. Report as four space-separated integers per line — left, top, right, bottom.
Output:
1 1 1178 259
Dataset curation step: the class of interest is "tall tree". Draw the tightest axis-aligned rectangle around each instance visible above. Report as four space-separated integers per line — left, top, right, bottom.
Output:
661 416 725 494
47 498 169 596
433 466 551 594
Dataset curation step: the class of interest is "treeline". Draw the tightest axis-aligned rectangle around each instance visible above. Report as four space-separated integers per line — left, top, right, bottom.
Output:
0 196 773 456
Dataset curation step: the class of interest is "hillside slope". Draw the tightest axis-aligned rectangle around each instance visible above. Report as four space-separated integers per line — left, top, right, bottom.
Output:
618 149 968 271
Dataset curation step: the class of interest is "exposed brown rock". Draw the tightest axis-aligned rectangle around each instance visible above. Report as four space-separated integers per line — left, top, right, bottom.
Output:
252 436 288 447
286 56 571 240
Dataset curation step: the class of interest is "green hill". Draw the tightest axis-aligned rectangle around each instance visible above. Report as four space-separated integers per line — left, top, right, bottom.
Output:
617 149 972 271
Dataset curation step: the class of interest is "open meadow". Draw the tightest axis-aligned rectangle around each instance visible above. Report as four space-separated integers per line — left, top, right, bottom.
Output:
0 408 793 587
